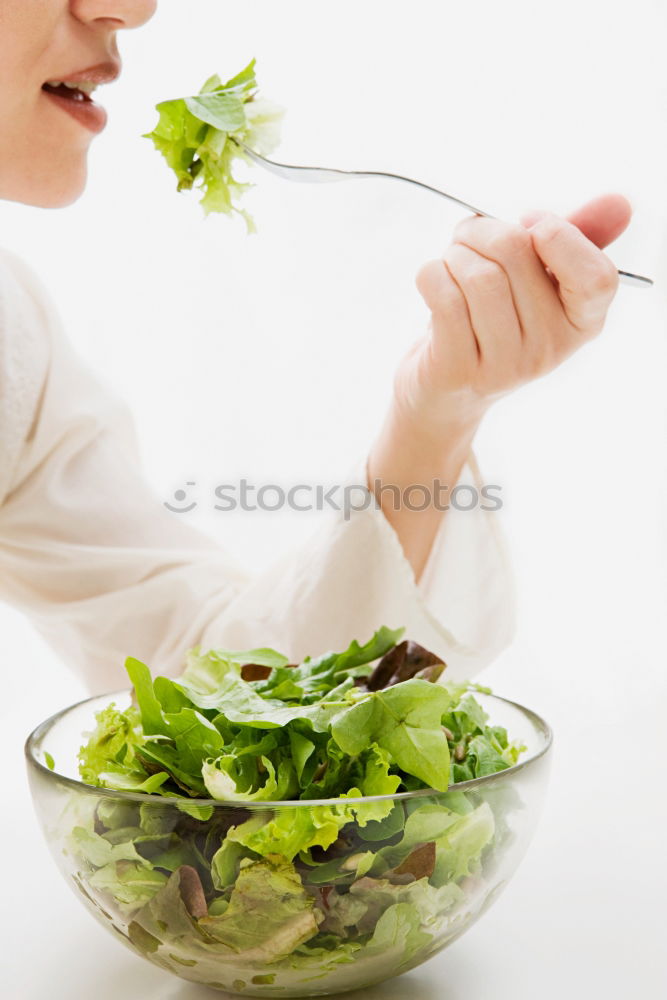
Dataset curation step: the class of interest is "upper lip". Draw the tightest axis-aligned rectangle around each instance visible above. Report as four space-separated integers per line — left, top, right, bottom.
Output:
43 60 121 89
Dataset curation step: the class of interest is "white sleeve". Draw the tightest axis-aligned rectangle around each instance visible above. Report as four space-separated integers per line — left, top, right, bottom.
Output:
197 454 515 681
0 251 514 693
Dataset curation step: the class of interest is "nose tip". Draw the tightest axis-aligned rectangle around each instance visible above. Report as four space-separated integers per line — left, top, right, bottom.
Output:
137 0 158 28
115 0 157 30
71 1 158 31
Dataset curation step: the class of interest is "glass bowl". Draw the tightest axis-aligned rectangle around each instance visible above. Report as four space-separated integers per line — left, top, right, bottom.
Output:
25 690 552 998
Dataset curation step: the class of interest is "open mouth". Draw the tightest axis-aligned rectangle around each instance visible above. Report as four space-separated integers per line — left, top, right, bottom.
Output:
42 80 97 103
41 79 107 134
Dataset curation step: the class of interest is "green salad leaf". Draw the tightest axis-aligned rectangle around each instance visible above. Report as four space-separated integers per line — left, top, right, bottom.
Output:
71 628 527 991
145 58 285 229
78 629 523 825
331 679 451 791
199 857 321 961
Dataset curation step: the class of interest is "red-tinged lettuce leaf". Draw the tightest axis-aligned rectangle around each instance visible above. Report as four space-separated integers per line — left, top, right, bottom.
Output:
128 866 222 954
256 626 404 700
393 841 436 881
365 640 445 691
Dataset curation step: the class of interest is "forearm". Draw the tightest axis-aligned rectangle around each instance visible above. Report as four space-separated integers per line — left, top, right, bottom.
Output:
367 401 481 581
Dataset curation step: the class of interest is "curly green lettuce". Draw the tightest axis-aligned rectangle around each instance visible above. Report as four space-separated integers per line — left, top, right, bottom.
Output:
144 58 284 230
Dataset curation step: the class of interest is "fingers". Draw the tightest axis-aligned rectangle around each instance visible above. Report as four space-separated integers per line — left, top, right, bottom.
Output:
443 244 523 370
453 216 565 363
415 195 628 402
564 193 632 250
527 214 619 333
415 259 480 375
519 194 630 333
522 194 632 249
416 246 524 378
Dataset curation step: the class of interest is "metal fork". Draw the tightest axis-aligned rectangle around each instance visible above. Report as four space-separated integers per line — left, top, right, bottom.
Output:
238 142 652 289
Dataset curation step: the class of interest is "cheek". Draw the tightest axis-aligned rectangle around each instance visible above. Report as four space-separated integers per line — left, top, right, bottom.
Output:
0 2 82 207
0 2 63 92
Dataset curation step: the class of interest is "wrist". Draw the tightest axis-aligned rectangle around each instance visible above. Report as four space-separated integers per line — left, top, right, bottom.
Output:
367 395 482 493
391 353 489 454
366 397 483 582
383 390 484 468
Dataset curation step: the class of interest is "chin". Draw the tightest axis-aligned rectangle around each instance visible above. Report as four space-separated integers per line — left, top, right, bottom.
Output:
32 162 89 209
4 155 89 209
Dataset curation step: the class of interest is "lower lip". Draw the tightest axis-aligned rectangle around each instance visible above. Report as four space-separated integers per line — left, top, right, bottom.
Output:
43 89 107 134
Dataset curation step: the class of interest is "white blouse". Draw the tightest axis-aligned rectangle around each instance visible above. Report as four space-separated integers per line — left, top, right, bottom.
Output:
0 249 514 693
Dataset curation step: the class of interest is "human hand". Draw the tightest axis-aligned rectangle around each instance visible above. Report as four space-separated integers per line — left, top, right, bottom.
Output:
395 192 632 442
367 193 632 578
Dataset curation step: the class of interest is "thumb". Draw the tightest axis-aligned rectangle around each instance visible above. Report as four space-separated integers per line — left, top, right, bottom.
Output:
520 192 632 250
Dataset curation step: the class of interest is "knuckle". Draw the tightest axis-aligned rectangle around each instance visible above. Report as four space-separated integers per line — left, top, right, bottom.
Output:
415 259 442 298
416 259 464 315
452 216 474 240
469 259 507 294
532 215 565 247
587 257 619 296
575 310 606 340
523 355 548 381
520 340 557 379
489 224 532 258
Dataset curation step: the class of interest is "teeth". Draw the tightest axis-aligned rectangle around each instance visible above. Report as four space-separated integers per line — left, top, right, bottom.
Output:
45 80 98 96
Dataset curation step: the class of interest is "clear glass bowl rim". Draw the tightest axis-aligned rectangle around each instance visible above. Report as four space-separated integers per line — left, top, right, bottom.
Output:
25 688 553 809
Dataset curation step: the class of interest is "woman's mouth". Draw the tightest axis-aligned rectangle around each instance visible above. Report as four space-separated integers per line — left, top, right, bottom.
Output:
42 80 108 134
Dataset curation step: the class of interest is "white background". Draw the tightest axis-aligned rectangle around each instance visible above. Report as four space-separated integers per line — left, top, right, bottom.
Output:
1 1 666 997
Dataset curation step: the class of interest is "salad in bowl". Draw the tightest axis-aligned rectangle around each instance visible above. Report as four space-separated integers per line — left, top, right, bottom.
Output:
26 627 552 997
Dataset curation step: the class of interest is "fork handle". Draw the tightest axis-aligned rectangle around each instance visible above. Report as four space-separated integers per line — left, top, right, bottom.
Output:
239 145 653 288
350 172 652 287
615 269 653 288
321 170 653 288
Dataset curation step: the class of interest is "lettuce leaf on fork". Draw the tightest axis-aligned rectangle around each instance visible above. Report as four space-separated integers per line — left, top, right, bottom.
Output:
144 58 284 229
